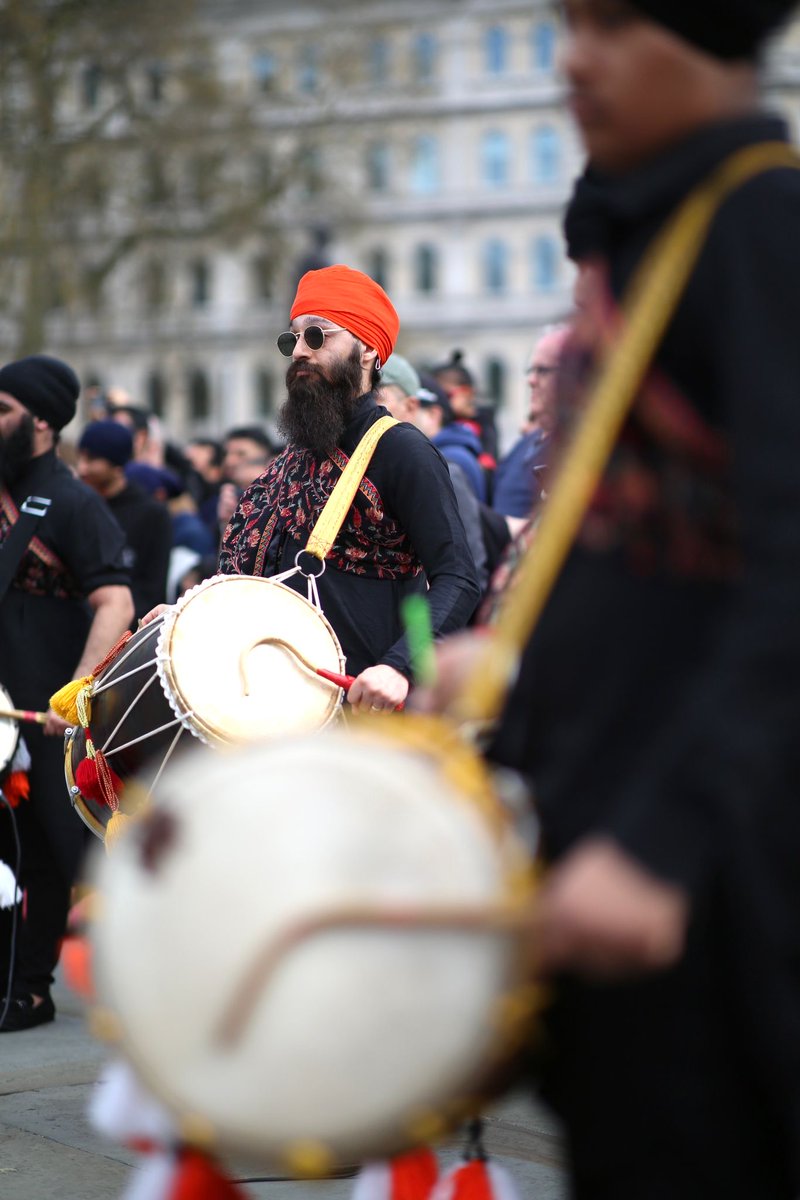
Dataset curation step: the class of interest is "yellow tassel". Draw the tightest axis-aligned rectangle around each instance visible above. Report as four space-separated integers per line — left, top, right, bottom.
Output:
105 810 131 851
49 675 94 725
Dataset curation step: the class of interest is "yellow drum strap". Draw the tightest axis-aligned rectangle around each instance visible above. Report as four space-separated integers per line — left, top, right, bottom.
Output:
453 142 800 726
304 415 398 561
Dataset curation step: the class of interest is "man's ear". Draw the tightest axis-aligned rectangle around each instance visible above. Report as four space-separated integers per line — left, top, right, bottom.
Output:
360 344 379 371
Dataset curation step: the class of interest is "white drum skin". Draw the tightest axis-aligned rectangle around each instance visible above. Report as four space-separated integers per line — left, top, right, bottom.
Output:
0 683 20 777
91 723 538 1173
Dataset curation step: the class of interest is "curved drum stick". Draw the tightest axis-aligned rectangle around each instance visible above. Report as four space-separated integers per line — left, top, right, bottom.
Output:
239 636 405 710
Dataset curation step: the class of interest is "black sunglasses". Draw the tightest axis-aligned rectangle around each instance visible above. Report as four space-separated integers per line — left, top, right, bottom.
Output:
276 325 347 357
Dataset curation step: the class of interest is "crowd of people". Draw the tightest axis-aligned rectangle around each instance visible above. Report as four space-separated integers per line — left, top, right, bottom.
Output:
2 0 800 1197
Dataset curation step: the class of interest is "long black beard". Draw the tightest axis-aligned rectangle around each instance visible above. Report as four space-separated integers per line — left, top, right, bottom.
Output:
278 347 365 458
0 412 35 485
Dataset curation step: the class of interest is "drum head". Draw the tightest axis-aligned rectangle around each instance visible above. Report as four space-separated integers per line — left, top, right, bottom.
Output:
156 575 346 747
91 725 534 1171
0 682 20 777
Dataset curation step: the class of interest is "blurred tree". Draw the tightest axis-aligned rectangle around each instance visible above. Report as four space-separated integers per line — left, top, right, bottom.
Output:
0 0 298 353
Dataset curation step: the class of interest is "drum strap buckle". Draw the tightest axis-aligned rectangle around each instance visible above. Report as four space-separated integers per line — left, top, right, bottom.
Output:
20 495 52 518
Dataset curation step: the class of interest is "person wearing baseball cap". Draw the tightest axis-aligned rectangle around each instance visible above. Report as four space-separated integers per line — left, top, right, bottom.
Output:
0 360 133 1031
210 265 479 713
468 1 800 1195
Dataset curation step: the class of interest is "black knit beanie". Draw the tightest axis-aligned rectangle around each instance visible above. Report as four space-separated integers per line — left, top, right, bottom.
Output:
628 0 797 60
0 354 80 431
78 419 134 467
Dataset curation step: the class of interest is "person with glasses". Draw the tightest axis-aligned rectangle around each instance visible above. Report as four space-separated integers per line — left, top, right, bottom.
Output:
492 324 570 519
217 264 480 713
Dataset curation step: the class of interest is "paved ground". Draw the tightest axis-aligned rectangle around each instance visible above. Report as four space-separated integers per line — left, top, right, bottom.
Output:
0 974 567 1199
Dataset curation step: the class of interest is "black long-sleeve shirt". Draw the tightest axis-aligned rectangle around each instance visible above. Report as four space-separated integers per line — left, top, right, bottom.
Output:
220 395 480 678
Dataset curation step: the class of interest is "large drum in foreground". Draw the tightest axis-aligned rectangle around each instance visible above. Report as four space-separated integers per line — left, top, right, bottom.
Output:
90 718 539 1173
65 574 346 839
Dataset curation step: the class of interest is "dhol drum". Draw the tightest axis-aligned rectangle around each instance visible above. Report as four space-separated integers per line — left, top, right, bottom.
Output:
89 716 540 1175
0 683 20 781
65 574 347 840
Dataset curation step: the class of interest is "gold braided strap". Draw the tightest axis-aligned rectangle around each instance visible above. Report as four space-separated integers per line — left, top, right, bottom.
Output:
304 414 398 562
452 142 800 726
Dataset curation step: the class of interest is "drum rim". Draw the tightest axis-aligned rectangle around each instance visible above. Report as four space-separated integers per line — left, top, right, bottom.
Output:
90 722 540 1170
63 729 108 841
155 573 347 747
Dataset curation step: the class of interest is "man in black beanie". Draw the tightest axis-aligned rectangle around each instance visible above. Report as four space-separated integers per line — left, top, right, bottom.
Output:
470 2 800 1197
0 356 133 1031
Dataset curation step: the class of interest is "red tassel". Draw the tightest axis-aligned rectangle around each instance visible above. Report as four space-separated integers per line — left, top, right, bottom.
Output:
352 1147 438 1200
76 750 123 808
61 935 95 1001
3 770 30 808
168 1150 247 1200
433 1161 493 1200
391 1148 439 1200
92 629 134 676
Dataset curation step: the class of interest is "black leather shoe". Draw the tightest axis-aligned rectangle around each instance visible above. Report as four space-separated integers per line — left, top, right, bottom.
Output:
0 992 55 1032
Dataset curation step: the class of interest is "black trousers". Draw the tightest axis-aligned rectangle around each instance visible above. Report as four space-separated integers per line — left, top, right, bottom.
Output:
0 726 90 997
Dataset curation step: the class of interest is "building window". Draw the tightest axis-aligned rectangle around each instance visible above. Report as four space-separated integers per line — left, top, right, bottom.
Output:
188 368 211 420
412 33 438 83
146 61 166 104
530 126 561 184
255 368 275 417
368 37 390 85
532 235 559 292
410 135 440 194
484 26 509 76
253 50 277 93
190 259 211 307
485 358 506 408
298 145 323 196
481 130 511 189
146 370 166 417
144 152 169 207
414 244 438 294
367 248 390 292
251 254 274 302
82 63 102 109
366 142 390 193
143 259 166 310
483 239 509 295
297 46 319 93
531 21 557 72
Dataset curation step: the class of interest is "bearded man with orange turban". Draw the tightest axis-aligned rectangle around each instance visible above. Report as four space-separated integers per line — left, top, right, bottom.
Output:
218 265 480 710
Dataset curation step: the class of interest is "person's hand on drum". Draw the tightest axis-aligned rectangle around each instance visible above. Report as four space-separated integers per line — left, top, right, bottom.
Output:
347 664 409 713
139 603 170 628
43 707 70 737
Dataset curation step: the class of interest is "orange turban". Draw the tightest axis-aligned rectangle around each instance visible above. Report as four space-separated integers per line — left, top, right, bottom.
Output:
290 264 400 366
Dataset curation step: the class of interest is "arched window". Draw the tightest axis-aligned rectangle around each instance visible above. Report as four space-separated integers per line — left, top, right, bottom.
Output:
368 37 390 85
255 368 275 417
251 254 273 302
188 368 211 421
531 236 559 292
412 33 438 82
410 135 440 194
366 142 390 192
82 63 102 109
483 240 509 295
531 21 557 72
367 248 390 292
481 130 511 188
190 259 210 307
530 126 562 184
414 244 438 294
297 46 318 93
146 370 166 418
253 50 277 93
484 26 509 76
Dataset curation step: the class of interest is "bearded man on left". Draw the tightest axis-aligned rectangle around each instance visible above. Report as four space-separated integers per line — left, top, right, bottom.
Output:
218 265 480 712
0 355 133 1032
